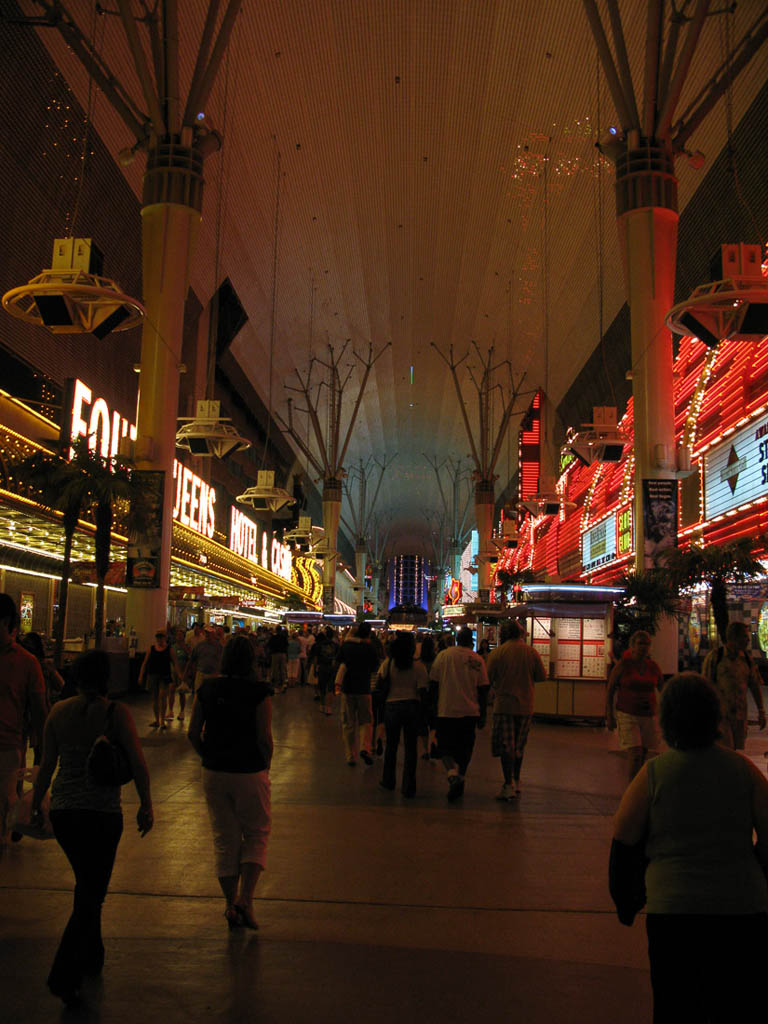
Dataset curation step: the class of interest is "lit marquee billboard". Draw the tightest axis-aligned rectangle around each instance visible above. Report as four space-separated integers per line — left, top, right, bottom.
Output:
704 415 768 521
581 516 617 572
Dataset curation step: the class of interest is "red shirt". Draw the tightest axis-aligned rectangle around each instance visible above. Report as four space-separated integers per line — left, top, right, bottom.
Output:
0 641 46 750
615 651 662 717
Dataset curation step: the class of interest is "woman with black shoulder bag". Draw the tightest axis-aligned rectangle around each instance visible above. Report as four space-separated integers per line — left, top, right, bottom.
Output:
32 649 152 1008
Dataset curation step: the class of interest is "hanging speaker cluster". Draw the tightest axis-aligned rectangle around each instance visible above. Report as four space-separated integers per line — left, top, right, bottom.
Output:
176 400 251 459
236 469 295 513
562 407 629 467
2 238 144 338
666 244 768 349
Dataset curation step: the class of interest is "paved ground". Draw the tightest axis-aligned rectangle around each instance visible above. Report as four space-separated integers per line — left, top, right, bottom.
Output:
4 685 767 1022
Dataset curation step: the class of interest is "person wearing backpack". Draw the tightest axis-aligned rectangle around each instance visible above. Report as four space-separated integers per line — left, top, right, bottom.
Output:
702 620 766 750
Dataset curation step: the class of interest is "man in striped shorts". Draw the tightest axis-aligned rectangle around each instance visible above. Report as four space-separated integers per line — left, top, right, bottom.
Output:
486 619 546 800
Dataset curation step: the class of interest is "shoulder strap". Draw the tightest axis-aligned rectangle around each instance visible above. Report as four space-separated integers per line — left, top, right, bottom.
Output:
104 700 119 736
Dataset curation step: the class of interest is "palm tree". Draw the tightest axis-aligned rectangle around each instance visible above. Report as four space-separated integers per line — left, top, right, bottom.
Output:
87 453 140 648
612 569 678 653
659 538 765 643
494 567 540 606
12 438 140 661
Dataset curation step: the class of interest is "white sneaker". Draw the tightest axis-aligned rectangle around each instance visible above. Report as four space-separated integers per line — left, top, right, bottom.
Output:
496 782 516 801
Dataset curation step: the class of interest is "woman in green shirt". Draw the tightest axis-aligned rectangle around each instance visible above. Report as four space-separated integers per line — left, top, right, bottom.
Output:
614 672 768 1022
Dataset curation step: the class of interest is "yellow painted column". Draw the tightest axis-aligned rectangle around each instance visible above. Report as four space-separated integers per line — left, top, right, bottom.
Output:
354 543 367 616
322 477 342 614
126 143 203 649
474 479 495 600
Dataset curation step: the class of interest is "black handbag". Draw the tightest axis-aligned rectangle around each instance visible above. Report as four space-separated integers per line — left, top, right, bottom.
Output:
87 702 134 786
608 837 649 926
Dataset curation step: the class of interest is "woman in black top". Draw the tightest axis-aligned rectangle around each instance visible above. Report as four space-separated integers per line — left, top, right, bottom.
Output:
188 635 273 930
138 631 180 729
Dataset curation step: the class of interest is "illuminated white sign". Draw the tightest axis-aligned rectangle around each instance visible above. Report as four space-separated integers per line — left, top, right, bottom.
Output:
704 415 768 520
70 378 137 458
581 516 617 572
228 507 293 582
173 460 216 539
69 378 218 539
230 507 260 562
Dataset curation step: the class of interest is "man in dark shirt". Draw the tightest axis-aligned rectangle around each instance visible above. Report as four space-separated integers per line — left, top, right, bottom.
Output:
268 627 289 694
0 594 46 844
336 622 380 765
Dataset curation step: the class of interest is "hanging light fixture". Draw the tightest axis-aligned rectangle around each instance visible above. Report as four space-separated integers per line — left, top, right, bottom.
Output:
562 407 629 467
176 399 250 458
666 244 768 348
2 238 144 338
237 470 295 513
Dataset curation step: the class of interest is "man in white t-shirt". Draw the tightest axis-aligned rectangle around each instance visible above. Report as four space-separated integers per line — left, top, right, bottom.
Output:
297 629 314 685
429 627 489 801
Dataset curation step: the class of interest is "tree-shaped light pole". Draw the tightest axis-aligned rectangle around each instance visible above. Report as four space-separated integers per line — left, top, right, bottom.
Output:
423 454 474 580
432 343 526 601
341 455 396 616
423 509 454 616
583 1 767 574
367 513 391 615
25 2 243 648
277 340 390 613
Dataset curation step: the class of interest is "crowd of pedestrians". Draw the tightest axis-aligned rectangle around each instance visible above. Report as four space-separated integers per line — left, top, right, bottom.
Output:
2 590 768 1016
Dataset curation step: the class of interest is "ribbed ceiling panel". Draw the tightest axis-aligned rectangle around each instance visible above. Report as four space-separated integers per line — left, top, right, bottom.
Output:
22 0 768 552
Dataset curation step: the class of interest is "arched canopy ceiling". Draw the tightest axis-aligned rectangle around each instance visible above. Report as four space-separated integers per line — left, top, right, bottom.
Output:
23 0 768 557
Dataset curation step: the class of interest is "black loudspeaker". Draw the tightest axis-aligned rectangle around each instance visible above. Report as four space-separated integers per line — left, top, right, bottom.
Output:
92 304 131 339
187 437 210 455
739 303 768 336
679 311 720 348
601 443 625 462
34 293 73 326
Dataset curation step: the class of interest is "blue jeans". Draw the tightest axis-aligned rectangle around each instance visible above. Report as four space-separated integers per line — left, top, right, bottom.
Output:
382 700 421 796
48 809 123 994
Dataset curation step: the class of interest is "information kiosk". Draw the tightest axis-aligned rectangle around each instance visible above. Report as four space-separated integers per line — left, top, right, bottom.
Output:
509 584 623 721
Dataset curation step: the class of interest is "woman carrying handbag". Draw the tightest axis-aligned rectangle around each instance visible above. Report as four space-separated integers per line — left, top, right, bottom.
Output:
32 649 153 1008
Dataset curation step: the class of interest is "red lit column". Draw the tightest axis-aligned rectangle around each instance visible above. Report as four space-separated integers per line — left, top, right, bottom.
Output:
616 144 679 672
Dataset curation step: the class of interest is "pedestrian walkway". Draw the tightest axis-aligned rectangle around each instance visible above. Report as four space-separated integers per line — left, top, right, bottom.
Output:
5 685 763 1022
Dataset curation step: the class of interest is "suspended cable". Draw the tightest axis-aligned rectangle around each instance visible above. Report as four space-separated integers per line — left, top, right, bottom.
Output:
68 4 102 237
205 47 231 402
721 9 764 248
262 143 282 469
595 54 616 408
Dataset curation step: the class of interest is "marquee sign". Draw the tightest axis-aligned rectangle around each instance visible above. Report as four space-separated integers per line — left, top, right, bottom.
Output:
704 415 768 520
581 515 617 572
66 376 301 588
68 377 136 457
229 506 293 582
172 460 216 539
67 377 219 539
580 504 633 573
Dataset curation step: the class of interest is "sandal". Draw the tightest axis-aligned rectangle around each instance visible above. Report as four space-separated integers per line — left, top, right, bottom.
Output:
224 906 243 930
234 904 259 930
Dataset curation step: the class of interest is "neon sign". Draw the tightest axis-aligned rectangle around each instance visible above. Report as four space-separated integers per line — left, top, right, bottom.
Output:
69 378 136 458
68 377 218 539
228 507 293 582
173 461 216 538
617 505 633 556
